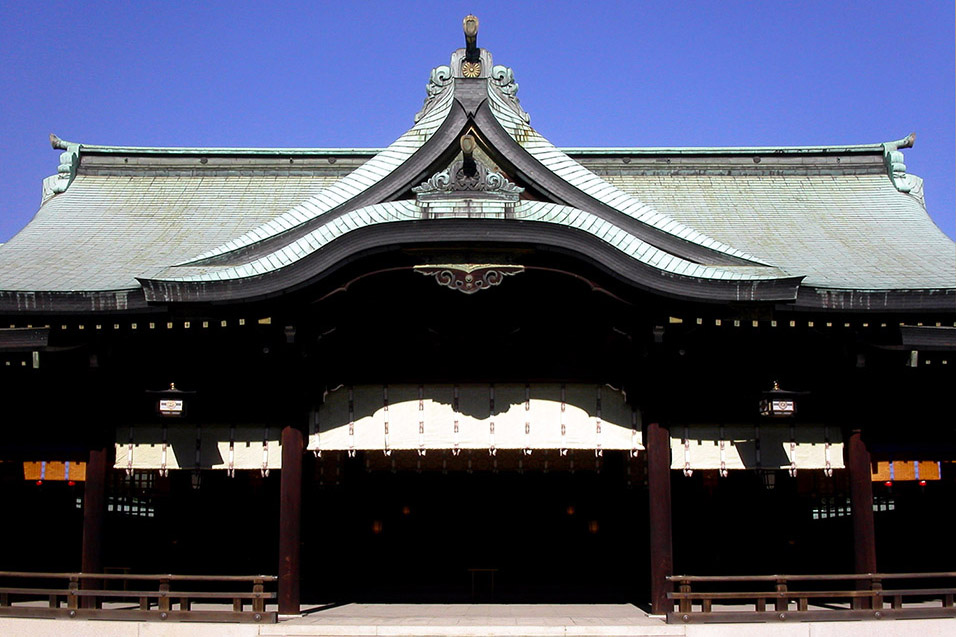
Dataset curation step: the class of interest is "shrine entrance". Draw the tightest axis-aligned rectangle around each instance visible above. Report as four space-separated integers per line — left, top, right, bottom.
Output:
297 379 647 603
300 450 647 603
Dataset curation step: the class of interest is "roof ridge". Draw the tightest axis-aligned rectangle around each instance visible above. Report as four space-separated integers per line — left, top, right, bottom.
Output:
44 134 916 158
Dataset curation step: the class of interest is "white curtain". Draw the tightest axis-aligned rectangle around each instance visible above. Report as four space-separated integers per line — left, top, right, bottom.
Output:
308 383 642 454
114 424 281 471
670 424 843 471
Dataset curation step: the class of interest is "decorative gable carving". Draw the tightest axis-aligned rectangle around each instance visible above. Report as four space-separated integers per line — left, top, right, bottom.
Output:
413 158 524 202
414 65 452 123
490 65 530 123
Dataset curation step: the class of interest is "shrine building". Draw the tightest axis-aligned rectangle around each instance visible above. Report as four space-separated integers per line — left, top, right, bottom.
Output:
0 15 954 619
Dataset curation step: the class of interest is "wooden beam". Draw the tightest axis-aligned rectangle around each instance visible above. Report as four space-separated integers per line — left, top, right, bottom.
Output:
278 426 303 615
647 421 674 615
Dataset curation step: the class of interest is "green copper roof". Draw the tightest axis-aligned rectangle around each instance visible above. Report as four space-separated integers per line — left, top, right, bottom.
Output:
0 52 949 306
150 199 790 284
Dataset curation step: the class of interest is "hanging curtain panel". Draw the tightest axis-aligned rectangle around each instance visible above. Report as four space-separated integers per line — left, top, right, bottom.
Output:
670 424 844 472
113 424 282 472
308 383 642 455
22 461 87 482
871 460 943 482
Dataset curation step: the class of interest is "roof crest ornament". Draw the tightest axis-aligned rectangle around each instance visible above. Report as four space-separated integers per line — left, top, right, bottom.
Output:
490 65 530 124
413 134 524 201
414 65 453 123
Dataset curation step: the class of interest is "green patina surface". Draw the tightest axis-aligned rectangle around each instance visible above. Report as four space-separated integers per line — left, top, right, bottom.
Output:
0 53 948 299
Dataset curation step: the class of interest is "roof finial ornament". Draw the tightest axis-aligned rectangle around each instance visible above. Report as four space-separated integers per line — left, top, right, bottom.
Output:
461 15 481 78
463 15 479 60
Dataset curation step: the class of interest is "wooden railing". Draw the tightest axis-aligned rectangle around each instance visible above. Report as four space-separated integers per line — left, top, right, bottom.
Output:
667 572 956 623
0 571 277 622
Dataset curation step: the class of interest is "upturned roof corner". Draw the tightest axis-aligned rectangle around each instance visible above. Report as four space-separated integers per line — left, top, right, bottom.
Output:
42 133 81 203
883 132 917 193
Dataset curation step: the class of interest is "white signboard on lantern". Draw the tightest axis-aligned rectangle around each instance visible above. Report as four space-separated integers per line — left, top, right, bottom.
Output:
159 399 184 416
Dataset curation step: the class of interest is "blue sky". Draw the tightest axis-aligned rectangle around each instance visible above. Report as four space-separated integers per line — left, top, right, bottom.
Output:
1 1 953 242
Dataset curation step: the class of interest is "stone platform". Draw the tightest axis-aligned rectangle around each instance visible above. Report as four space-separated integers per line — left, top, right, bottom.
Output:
2 603 954 636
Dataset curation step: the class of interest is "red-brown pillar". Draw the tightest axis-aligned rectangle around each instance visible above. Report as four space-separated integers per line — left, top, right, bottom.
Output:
278 425 304 615
647 421 674 615
81 446 109 572
846 428 877 574
81 445 109 607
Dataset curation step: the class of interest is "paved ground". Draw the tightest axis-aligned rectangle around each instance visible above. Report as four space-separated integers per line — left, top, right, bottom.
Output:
269 603 680 635
2 603 954 636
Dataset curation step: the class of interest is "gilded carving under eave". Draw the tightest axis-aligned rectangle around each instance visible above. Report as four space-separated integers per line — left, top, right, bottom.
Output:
414 264 525 294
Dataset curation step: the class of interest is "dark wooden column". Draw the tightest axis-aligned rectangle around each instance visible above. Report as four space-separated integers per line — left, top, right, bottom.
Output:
647 420 674 615
278 425 304 615
846 428 877 574
81 445 109 572
81 445 109 607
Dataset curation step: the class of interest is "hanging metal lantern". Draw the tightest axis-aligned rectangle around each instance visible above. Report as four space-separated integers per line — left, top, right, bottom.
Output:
148 382 195 418
760 469 777 490
759 381 799 418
